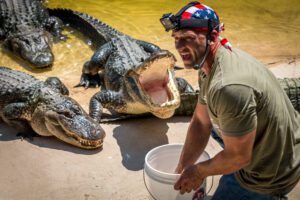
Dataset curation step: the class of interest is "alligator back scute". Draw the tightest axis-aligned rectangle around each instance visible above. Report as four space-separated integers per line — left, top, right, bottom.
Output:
278 78 300 112
176 78 300 116
175 91 198 116
0 0 46 33
48 8 123 49
0 67 41 105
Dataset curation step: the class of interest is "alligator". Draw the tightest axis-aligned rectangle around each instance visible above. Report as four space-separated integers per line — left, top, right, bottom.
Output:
0 0 66 68
48 9 194 122
0 66 105 149
91 77 300 122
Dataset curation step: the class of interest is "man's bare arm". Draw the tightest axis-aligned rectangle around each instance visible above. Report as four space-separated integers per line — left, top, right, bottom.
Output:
175 128 256 194
199 129 256 175
176 103 212 173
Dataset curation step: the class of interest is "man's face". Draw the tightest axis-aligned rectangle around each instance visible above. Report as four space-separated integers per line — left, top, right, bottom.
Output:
172 29 207 69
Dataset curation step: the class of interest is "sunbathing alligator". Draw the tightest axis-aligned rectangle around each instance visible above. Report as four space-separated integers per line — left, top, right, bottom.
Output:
0 67 105 149
48 9 194 122
0 0 65 67
88 77 300 121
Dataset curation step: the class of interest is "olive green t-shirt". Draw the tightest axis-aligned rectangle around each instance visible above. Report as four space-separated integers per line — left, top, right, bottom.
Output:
198 46 300 195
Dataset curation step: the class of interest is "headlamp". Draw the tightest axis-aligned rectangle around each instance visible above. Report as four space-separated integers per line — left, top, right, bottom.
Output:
160 13 179 32
160 1 216 32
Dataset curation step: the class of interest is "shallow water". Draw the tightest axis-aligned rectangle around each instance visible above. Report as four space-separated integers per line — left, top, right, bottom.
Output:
0 0 299 81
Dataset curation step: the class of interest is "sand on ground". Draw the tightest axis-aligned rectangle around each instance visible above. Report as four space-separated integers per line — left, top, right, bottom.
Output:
0 55 299 199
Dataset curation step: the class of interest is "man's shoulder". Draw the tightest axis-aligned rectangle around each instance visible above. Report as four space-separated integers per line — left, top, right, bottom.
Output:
216 46 264 70
212 47 268 90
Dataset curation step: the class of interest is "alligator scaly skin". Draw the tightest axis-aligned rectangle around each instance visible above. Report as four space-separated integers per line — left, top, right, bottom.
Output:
0 0 65 67
175 77 300 116
49 9 190 122
0 66 105 149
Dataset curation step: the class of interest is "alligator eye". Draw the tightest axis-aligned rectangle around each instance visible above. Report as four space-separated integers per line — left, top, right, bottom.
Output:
57 110 74 118
71 106 82 115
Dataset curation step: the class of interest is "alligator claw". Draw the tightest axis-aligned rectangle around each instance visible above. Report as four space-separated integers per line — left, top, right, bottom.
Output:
75 74 101 88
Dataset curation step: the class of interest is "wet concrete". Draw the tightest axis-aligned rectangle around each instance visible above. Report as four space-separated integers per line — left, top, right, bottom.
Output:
0 60 299 200
0 0 299 198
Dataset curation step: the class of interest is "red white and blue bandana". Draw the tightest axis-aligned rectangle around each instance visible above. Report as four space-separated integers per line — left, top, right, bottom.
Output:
181 4 220 31
180 2 232 50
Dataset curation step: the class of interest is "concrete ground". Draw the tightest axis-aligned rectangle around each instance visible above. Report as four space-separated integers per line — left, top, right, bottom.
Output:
0 60 299 200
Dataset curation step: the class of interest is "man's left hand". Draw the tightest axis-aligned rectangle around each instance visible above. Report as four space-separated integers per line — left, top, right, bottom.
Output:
174 164 204 194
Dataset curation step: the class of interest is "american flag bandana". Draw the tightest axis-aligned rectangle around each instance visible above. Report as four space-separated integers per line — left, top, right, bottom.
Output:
180 3 232 50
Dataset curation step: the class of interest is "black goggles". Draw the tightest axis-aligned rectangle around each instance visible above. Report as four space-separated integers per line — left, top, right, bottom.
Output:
160 1 212 32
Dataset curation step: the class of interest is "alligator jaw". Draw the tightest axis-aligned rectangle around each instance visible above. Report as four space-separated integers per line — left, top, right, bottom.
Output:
126 50 180 118
45 111 105 149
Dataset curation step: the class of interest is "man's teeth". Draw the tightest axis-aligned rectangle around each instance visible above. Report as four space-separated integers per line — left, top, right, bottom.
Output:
182 54 190 59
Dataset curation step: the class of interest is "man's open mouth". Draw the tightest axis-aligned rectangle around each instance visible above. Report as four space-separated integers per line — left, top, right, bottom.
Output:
181 53 191 61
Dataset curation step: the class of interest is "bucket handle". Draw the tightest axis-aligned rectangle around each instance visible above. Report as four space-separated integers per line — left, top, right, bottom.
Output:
143 168 214 200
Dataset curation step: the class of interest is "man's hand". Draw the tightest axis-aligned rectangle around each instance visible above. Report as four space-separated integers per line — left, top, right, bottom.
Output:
174 164 204 194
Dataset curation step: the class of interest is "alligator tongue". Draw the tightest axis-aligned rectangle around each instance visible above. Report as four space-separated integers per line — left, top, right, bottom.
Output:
140 75 169 105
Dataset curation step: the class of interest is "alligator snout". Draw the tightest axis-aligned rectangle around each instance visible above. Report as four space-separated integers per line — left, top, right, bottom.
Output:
33 53 54 68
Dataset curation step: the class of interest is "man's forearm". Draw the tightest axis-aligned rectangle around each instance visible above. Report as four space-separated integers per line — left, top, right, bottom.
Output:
197 149 251 178
197 130 255 178
178 116 211 170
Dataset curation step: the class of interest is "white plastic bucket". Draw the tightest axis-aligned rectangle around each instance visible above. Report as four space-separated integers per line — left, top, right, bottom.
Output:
144 143 210 200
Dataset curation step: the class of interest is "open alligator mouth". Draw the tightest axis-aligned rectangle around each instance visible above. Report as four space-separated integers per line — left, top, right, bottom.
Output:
139 51 179 105
139 64 171 105
126 50 180 118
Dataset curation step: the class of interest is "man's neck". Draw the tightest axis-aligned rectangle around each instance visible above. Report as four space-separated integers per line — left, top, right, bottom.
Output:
201 41 221 75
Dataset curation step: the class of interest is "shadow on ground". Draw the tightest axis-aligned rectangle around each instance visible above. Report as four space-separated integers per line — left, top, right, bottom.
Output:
112 118 169 171
112 116 191 171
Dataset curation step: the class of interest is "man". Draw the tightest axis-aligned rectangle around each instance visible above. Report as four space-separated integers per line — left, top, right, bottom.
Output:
160 2 300 200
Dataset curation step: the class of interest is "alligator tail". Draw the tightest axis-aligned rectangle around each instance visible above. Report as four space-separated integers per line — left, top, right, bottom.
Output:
48 8 123 48
278 77 300 112
176 77 300 116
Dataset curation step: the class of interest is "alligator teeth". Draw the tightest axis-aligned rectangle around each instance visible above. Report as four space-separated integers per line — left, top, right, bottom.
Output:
78 138 103 147
160 99 180 108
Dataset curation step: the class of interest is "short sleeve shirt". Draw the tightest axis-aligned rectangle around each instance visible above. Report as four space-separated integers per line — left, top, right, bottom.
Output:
198 46 300 195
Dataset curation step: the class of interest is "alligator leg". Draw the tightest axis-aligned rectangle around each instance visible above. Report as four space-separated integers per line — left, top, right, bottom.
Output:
45 77 69 95
136 40 161 53
76 42 113 88
89 90 126 122
176 77 194 93
44 16 67 41
2 103 37 139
